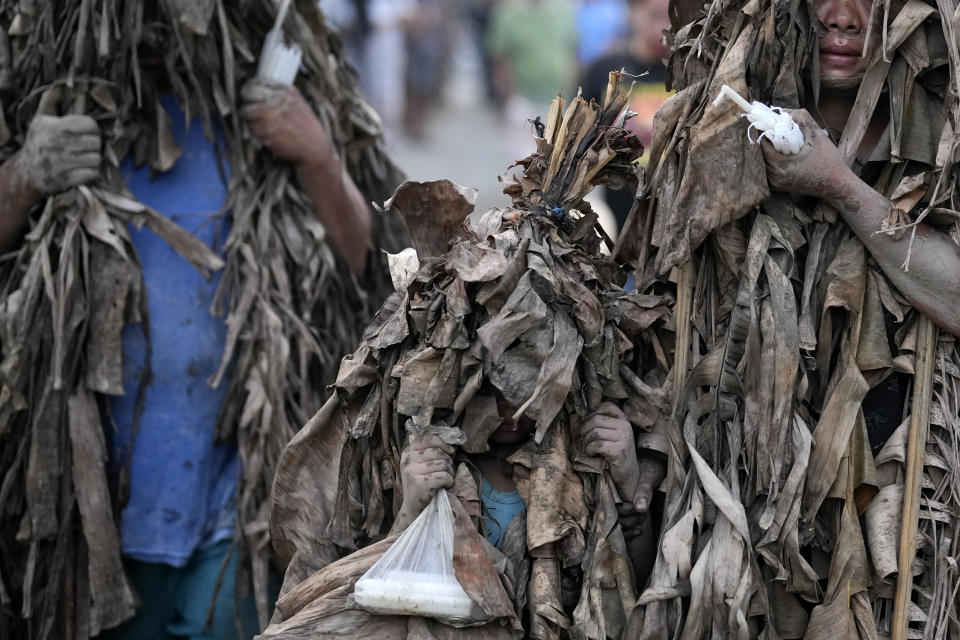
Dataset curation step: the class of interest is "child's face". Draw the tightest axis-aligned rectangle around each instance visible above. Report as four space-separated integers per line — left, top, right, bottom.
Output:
491 394 534 444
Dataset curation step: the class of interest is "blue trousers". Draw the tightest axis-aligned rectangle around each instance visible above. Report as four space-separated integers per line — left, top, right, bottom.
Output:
97 540 260 640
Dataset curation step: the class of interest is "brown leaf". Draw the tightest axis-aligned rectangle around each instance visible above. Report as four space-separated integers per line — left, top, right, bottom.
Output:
383 180 476 258
445 242 509 283
68 390 136 634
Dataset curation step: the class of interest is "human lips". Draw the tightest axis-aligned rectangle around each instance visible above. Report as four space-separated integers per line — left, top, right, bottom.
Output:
820 41 866 67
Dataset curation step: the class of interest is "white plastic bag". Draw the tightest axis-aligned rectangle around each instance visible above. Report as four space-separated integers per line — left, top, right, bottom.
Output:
353 489 476 621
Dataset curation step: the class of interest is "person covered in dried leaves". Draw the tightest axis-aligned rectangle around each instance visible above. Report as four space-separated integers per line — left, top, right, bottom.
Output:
628 0 960 634
258 80 665 638
0 5 386 640
762 0 960 447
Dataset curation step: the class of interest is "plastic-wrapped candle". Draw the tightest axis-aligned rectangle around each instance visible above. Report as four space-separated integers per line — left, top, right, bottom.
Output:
257 0 302 86
353 569 476 619
353 490 477 622
712 85 804 155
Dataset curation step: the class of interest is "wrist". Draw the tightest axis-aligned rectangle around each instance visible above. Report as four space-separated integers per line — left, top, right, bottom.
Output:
390 502 419 535
821 162 860 209
294 128 338 171
10 152 40 202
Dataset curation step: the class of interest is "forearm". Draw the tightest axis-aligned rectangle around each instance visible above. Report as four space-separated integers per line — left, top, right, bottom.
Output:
827 170 960 335
295 155 371 277
0 153 39 250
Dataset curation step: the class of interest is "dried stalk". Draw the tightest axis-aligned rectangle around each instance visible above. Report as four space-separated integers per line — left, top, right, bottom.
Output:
893 317 938 640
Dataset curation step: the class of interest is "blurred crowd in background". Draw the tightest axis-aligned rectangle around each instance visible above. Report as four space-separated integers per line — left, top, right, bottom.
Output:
319 0 672 231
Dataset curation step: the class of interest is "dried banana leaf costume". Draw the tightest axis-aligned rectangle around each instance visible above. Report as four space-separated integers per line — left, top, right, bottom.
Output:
265 83 674 639
0 1 409 637
617 0 960 636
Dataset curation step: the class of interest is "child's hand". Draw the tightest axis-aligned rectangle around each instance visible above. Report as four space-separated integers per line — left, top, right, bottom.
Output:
583 403 660 513
394 434 455 530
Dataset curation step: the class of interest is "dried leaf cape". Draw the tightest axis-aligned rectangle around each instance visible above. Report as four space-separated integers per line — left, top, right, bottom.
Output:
263 80 677 639
0 2 409 637
615 0 960 636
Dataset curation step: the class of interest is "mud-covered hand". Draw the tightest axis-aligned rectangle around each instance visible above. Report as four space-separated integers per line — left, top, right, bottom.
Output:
583 402 664 513
760 108 853 199
634 452 666 513
16 115 101 196
396 434 455 527
241 79 333 167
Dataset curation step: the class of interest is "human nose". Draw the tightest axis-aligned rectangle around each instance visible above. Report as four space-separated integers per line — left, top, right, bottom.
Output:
819 0 866 34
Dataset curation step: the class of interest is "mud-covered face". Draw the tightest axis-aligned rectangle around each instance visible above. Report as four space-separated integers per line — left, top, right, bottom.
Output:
815 0 879 86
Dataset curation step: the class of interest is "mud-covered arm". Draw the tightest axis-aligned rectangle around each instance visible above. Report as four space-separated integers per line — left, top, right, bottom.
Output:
0 154 38 250
762 109 960 335
583 403 666 514
294 152 372 276
388 434 455 535
581 403 663 583
241 80 372 276
827 171 960 335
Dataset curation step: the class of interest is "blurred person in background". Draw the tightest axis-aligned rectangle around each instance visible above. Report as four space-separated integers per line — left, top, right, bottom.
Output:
359 0 419 134
403 0 456 139
463 0 500 105
486 0 578 138
576 0 629 68
580 0 671 229
319 0 371 68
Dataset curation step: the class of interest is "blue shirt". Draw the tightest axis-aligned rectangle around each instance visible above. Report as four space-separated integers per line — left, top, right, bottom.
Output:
481 478 525 550
576 0 629 65
109 94 238 567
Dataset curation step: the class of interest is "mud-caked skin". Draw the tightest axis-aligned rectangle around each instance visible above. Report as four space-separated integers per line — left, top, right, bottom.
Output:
15 114 101 196
241 79 334 167
760 109 851 200
583 402 665 513
392 434 457 534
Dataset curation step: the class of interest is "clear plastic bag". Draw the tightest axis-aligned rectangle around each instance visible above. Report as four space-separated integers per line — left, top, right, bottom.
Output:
353 489 476 621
